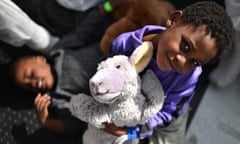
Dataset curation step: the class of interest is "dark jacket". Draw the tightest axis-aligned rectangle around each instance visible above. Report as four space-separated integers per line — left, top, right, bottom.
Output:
47 41 104 137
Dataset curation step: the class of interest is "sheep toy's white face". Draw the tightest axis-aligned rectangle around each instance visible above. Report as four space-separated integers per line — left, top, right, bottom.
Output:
89 41 153 104
89 55 138 104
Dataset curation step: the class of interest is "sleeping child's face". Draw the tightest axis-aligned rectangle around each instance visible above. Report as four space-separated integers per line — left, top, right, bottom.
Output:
13 56 54 92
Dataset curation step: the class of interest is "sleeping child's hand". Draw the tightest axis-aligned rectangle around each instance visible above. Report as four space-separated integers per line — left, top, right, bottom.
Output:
34 93 51 125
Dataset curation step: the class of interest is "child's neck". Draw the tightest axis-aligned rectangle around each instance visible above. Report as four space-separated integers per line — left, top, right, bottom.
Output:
143 33 161 49
142 33 157 41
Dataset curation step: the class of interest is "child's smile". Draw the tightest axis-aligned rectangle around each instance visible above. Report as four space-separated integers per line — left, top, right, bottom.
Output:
152 12 218 73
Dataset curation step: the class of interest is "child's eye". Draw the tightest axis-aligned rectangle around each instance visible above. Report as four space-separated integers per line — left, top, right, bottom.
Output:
191 59 200 67
28 71 34 78
26 71 34 79
184 44 190 52
181 38 190 53
180 36 191 53
24 69 32 79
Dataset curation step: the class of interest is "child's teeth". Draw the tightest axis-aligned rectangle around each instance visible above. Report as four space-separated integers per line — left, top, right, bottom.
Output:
38 80 42 88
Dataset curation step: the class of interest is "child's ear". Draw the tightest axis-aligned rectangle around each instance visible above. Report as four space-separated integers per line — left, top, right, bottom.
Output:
166 10 183 28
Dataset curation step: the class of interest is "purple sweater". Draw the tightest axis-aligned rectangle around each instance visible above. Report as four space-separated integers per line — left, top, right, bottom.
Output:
111 25 202 128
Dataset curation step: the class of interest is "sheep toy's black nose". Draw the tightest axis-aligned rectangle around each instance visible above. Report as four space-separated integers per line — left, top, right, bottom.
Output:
89 79 109 95
90 80 103 88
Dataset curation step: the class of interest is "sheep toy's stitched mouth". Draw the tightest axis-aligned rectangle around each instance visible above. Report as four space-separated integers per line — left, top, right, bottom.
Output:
92 92 121 104
92 89 110 96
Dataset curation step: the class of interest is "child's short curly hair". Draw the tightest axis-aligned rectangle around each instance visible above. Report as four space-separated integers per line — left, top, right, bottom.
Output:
182 1 233 62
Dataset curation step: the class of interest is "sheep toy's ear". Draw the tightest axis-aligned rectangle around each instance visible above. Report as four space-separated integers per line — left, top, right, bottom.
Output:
130 41 153 73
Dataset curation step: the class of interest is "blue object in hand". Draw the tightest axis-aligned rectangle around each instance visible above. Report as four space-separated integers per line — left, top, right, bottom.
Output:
127 127 138 140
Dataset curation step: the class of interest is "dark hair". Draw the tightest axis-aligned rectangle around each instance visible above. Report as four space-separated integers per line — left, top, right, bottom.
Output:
181 1 233 62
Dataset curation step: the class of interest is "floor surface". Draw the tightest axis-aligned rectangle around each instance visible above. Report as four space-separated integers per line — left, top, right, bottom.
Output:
187 76 240 144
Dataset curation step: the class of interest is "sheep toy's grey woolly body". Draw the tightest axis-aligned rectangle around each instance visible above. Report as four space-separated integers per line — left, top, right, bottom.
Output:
69 42 165 144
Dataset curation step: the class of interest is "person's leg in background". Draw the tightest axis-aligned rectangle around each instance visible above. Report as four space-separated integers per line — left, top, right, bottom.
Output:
0 0 58 51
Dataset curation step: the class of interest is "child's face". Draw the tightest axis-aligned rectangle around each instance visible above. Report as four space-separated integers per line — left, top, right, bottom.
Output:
154 11 217 73
14 56 54 92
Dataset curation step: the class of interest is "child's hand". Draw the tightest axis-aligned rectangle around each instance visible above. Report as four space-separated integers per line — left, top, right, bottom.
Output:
103 123 127 136
34 93 51 125
103 124 139 143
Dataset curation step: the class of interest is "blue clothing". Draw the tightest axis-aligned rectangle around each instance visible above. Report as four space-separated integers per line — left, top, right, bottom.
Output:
111 25 202 129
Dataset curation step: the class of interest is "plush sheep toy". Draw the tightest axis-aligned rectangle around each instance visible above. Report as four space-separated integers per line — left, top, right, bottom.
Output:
69 41 165 144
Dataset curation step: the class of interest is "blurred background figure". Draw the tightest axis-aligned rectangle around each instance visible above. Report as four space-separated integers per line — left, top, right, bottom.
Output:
210 0 240 87
0 0 58 51
56 0 105 12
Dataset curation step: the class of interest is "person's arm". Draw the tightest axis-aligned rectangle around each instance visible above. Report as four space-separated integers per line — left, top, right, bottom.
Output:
109 25 200 138
103 70 201 140
110 25 166 55
42 117 65 133
102 69 166 139
146 69 201 129
111 29 140 56
103 123 127 136
34 93 64 132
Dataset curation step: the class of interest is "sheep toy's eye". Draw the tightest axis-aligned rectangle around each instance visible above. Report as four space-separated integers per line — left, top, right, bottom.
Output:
116 65 121 69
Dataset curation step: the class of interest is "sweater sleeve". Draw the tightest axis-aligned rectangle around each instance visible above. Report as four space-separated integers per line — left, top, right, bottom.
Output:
111 25 165 55
147 68 202 128
111 32 137 56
